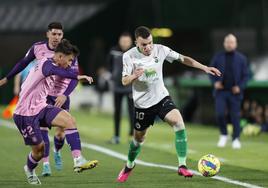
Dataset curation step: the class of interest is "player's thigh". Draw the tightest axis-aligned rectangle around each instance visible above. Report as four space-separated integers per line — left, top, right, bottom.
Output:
13 114 44 146
134 107 156 131
51 110 76 129
164 109 184 126
158 96 178 126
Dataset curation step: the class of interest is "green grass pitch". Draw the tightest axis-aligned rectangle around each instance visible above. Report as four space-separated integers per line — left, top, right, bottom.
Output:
0 109 267 188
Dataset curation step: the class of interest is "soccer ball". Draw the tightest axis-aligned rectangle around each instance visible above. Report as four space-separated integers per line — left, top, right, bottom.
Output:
198 154 220 177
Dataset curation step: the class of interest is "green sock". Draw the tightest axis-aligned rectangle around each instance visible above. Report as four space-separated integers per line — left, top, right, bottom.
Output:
127 140 141 168
175 129 187 166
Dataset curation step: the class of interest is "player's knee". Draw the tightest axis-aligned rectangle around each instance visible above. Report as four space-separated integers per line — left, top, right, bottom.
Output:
173 122 185 132
55 128 65 139
165 112 181 126
64 116 76 129
168 117 180 126
133 137 145 145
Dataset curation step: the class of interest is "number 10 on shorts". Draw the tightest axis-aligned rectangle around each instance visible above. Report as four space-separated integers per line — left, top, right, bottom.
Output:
136 112 144 120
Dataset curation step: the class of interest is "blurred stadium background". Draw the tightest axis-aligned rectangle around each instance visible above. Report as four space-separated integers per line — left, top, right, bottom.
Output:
0 0 268 187
1 0 268 123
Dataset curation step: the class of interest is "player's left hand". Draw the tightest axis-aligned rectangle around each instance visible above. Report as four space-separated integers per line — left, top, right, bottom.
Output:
55 95 67 108
204 66 221 77
77 75 94 84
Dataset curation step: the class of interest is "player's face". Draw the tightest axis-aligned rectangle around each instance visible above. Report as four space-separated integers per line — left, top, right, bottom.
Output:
58 53 74 69
47 29 64 49
223 35 237 52
136 35 153 56
119 36 132 52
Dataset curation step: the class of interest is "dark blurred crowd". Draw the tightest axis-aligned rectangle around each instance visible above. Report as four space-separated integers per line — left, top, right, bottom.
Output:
241 99 268 135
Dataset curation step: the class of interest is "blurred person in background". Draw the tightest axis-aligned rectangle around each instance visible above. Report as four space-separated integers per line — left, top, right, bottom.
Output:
87 38 108 111
210 34 249 149
107 32 134 144
95 67 110 111
262 105 268 132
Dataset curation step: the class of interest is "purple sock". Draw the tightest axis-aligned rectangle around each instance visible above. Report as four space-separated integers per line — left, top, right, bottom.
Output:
54 136 65 152
27 153 39 171
41 129 50 162
65 129 81 156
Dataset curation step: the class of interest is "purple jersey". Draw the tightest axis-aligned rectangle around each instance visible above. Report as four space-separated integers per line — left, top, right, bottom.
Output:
6 41 79 97
14 58 77 116
47 60 79 97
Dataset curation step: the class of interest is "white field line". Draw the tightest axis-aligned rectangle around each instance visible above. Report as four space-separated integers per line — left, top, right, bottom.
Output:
0 119 264 188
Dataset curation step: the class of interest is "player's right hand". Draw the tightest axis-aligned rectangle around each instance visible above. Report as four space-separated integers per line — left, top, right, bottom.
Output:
77 75 94 84
133 68 144 78
55 95 67 108
0 77 7 87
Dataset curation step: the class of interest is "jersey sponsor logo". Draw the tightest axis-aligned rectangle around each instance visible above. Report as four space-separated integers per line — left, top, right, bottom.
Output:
144 68 157 78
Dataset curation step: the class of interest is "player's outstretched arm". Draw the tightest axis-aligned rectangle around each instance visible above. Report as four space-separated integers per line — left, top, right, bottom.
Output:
0 77 8 87
0 47 35 87
181 56 221 76
122 68 144 86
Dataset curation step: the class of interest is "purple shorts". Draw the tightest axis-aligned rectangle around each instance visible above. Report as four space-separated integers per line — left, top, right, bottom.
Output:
13 105 62 145
40 95 70 129
39 95 70 128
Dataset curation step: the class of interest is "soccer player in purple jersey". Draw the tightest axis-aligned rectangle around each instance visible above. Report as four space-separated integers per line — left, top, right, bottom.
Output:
12 39 98 185
0 22 79 176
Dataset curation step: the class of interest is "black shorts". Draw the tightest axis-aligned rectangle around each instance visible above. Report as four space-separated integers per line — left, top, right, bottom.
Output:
134 96 177 131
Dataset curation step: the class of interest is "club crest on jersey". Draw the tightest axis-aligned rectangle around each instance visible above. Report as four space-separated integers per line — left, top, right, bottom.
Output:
154 57 159 63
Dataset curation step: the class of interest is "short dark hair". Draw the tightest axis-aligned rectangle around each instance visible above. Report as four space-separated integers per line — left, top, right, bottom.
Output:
120 31 132 38
55 39 80 57
48 22 63 31
134 26 151 39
